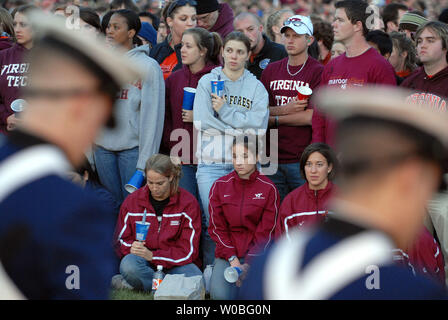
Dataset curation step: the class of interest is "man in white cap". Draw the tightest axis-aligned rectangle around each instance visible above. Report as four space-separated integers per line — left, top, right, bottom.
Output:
0 11 142 299
311 0 396 146
240 86 448 299
260 15 324 201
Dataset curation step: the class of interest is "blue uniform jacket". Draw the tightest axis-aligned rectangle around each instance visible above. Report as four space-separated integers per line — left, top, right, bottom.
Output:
239 215 447 300
0 131 118 299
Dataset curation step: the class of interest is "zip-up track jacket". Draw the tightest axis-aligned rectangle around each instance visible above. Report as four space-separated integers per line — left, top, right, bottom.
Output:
115 186 201 270
208 170 279 263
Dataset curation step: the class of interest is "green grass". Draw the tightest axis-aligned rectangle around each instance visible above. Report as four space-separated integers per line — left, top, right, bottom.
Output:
110 289 211 300
110 289 154 300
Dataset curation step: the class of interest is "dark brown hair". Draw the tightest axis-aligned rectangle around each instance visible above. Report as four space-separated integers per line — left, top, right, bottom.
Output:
183 27 222 65
300 143 338 182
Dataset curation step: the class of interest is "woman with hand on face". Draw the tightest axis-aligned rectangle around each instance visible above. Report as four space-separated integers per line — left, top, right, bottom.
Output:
193 31 269 268
277 143 338 239
94 9 165 205
0 5 37 133
113 154 202 292
208 136 279 300
150 0 197 80
162 27 222 205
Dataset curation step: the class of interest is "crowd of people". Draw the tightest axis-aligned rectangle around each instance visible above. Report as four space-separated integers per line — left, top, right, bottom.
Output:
0 0 448 300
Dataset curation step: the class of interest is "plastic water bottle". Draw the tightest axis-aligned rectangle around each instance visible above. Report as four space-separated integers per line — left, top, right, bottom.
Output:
203 265 213 293
152 265 165 293
224 266 242 283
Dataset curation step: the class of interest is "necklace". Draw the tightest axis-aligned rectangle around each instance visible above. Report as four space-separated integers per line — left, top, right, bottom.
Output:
287 57 308 77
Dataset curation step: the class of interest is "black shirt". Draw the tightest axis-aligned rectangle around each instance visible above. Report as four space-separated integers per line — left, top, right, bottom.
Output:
247 34 288 80
149 192 170 217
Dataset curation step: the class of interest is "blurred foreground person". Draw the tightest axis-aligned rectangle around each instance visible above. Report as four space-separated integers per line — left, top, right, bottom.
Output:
0 11 141 299
240 86 448 299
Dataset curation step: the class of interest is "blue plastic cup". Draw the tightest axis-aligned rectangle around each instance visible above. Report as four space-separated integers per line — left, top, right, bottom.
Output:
211 80 224 97
224 266 242 283
182 87 196 110
125 171 145 193
136 221 150 241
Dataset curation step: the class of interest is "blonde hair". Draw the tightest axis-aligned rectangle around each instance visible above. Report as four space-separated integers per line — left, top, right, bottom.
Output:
145 154 182 196
0 7 14 38
266 9 294 41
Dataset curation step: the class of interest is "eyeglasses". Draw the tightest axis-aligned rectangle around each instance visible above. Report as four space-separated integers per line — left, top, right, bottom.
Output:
284 18 313 36
166 0 197 17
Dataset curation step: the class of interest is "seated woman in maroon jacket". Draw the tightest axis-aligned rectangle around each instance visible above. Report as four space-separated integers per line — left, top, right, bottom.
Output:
162 27 222 204
113 154 202 292
0 5 37 134
277 143 338 239
208 135 280 300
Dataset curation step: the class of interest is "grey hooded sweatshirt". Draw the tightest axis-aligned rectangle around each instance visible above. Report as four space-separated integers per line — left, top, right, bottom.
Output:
193 67 269 164
96 45 165 171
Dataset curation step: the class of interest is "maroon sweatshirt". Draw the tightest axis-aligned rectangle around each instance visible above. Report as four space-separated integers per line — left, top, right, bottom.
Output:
312 48 396 146
400 66 448 111
208 170 279 263
162 63 219 163
261 56 323 163
0 44 29 134
114 185 201 270
276 181 336 239
209 3 234 39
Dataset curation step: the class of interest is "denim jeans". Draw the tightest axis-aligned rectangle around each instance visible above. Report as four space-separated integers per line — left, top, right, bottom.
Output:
93 145 139 204
119 254 203 292
210 258 245 300
179 164 201 202
262 161 306 201
196 163 234 267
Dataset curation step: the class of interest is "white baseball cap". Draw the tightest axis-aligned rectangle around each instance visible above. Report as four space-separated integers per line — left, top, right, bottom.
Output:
280 15 314 36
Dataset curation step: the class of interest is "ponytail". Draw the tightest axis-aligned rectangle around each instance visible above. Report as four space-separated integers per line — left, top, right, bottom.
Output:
113 9 141 46
209 32 223 65
145 154 183 196
183 28 223 66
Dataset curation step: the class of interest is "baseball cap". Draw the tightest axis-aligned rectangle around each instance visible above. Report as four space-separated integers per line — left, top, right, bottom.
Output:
26 11 144 128
281 15 313 36
399 12 428 32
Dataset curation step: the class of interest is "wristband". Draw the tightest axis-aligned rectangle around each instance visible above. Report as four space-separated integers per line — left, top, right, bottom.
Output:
275 115 279 127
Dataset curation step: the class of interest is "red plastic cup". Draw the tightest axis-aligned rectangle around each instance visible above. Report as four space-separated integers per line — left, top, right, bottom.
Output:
297 86 313 100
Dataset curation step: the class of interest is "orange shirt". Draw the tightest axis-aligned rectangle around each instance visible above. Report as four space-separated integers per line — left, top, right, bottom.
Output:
160 52 178 80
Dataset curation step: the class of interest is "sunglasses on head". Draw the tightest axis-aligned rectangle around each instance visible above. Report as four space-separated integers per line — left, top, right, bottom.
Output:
166 0 197 17
284 18 313 36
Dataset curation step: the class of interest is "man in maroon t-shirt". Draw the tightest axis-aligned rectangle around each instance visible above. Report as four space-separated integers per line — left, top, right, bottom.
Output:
261 15 323 200
312 0 396 146
401 21 448 110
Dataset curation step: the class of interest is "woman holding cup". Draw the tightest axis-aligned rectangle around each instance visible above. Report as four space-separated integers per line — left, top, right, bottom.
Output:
193 31 269 268
0 5 37 133
208 136 279 300
113 154 202 291
94 9 165 205
162 27 222 204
